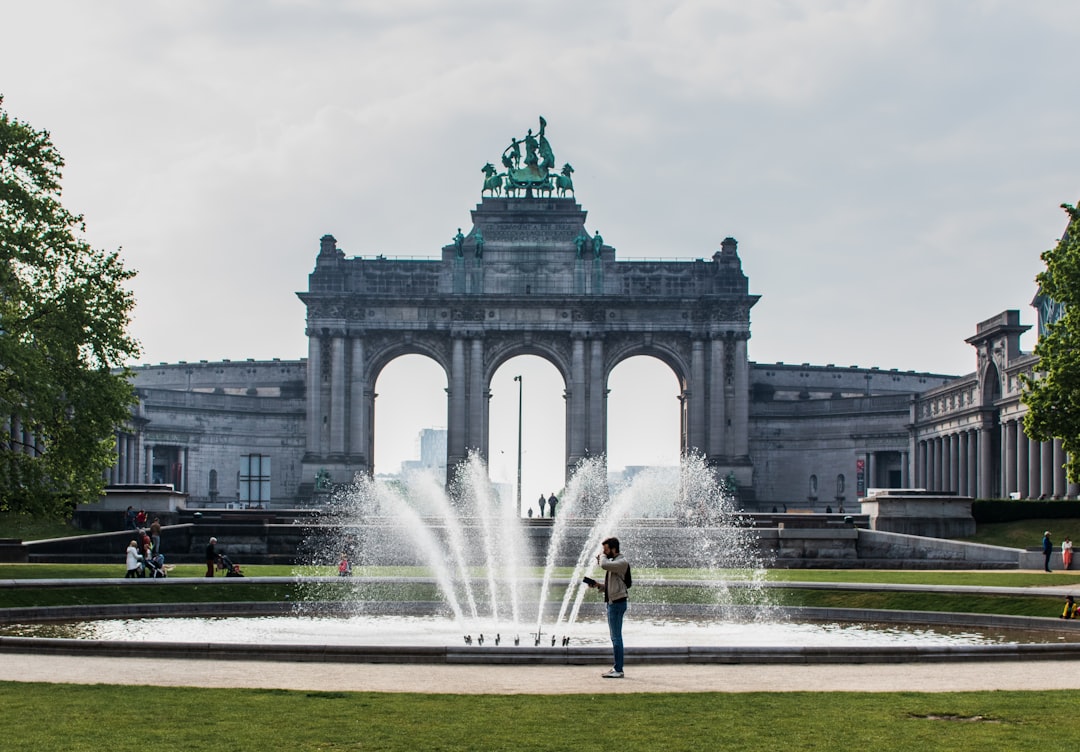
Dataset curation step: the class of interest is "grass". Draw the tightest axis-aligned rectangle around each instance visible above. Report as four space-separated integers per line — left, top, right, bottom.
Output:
0 563 1076 618
0 512 94 541
960 517 1078 548
0 683 1077 751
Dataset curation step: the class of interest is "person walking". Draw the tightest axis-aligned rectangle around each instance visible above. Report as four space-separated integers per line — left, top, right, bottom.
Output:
124 540 143 578
547 493 558 518
205 536 219 577
1043 531 1053 573
586 536 630 678
1063 537 1073 570
537 494 546 517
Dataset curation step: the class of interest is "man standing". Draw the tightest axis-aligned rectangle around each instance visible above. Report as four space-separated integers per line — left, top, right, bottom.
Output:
548 492 558 518
1043 531 1053 573
205 536 219 578
587 536 629 678
537 494 546 517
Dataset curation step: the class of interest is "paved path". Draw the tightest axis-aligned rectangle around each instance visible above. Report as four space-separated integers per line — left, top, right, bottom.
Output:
2 654 1079 693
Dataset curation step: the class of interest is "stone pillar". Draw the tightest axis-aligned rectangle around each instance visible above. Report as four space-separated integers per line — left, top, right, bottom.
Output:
469 337 486 454
145 445 153 484
1005 420 1017 496
966 430 978 498
566 335 587 465
306 331 323 456
1039 440 1054 499
919 440 929 488
589 338 606 458
941 434 952 492
1054 439 1067 498
963 432 972 497
933 437 943 491
1028 433 1041 499
447 336 467 469
329 334 347 455
978 427 993 499
688 339 705 454
708 336 726 458
348 337 367 466
901 450 909 487
731 336 750 459
1017 423 1029 498
866 452 876 490
181 446 189 493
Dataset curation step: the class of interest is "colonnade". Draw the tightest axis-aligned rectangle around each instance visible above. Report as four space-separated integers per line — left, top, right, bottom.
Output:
998 418 1076 499
107 432 141 485
916 422 1077 499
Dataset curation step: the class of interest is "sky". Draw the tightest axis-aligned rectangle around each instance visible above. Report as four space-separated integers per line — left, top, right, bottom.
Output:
3 1 1079 500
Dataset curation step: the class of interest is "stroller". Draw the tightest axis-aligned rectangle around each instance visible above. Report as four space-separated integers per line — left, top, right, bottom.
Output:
144 552 170 578
216 552 245 577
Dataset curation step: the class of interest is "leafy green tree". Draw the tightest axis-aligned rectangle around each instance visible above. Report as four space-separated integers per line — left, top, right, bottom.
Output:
1022 203 1080 484
0 97 140 517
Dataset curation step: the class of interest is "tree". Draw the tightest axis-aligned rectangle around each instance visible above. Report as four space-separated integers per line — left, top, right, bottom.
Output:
1022 203 1080 485
0 97 140 517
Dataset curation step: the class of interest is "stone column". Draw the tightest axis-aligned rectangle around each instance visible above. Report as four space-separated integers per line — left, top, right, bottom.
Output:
708 336 727 458
866 452 876 490
447 336 467 469
963 432 972 497
589 338 606 458
145 445 153 484
566 335 587 465
1004 420 1017 496
329 334 347 455
943 434 954 492
348 337 367 466
901 450 910 487
966 430 978 497
730 336 750 460
181 446 189 494
1041 441 1055 499
1017 423 1029 498
1028 433 1041 499
978 427 993 499
919 440 929 488
1054 439 1067 498
688 339 706 454
933 437 943 491
469 337 486 455
306 331 323 456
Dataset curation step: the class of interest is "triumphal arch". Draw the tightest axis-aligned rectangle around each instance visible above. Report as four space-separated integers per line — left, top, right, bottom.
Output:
298 118 758 490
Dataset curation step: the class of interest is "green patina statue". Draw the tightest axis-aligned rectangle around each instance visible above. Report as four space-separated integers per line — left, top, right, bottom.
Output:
482 116 571 199
474 229 484 259
453 228 465 258
593 230 604 258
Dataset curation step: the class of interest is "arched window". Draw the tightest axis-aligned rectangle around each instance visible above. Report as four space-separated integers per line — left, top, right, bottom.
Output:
836 473 845 498
808 474 818 500
208 469 219 502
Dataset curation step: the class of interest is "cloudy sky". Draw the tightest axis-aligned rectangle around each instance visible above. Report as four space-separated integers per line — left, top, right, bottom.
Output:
3 1 1078 495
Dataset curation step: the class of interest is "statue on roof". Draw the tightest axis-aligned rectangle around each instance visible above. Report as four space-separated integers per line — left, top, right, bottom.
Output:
481 116 571 199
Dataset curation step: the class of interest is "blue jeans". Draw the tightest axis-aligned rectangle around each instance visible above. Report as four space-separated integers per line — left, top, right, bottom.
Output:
606 598 627 672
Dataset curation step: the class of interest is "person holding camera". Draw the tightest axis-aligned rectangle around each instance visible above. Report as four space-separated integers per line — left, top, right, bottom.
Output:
585 536 630 678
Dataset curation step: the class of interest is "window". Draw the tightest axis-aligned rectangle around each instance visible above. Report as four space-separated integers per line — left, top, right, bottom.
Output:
836 474 846 500
240 454 271 502
808 474 818 501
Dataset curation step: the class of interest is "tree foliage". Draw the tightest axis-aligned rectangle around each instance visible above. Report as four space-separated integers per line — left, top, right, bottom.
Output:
1022 203 1080 484
0 97 140 517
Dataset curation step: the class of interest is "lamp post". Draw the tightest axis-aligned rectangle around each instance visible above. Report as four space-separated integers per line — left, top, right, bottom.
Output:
514 375 523 515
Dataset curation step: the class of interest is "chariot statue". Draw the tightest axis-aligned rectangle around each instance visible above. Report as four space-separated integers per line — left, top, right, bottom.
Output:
480 117 574 199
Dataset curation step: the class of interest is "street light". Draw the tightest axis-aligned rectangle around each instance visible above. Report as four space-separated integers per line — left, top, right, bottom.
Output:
514 375 523 516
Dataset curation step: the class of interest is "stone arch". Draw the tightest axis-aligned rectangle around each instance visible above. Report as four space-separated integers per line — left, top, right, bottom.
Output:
980 360 1001 407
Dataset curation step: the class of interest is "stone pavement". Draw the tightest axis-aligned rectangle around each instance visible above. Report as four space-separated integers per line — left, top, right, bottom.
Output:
2 654 1079 693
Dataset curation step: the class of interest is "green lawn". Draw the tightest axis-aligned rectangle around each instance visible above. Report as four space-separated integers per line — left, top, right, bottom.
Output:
0 683 1076 751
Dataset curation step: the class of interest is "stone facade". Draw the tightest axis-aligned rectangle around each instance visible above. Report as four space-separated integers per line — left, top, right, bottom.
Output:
108 196 1064 508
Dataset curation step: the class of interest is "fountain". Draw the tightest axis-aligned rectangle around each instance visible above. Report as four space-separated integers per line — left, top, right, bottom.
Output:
292 452 773 644
5 454 1080 662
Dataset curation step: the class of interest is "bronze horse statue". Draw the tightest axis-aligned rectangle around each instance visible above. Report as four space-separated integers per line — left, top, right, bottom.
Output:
481 163 503 197
556 163 575 197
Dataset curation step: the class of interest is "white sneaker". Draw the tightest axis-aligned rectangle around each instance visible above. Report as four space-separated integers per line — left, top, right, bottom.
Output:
601 669 624 678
